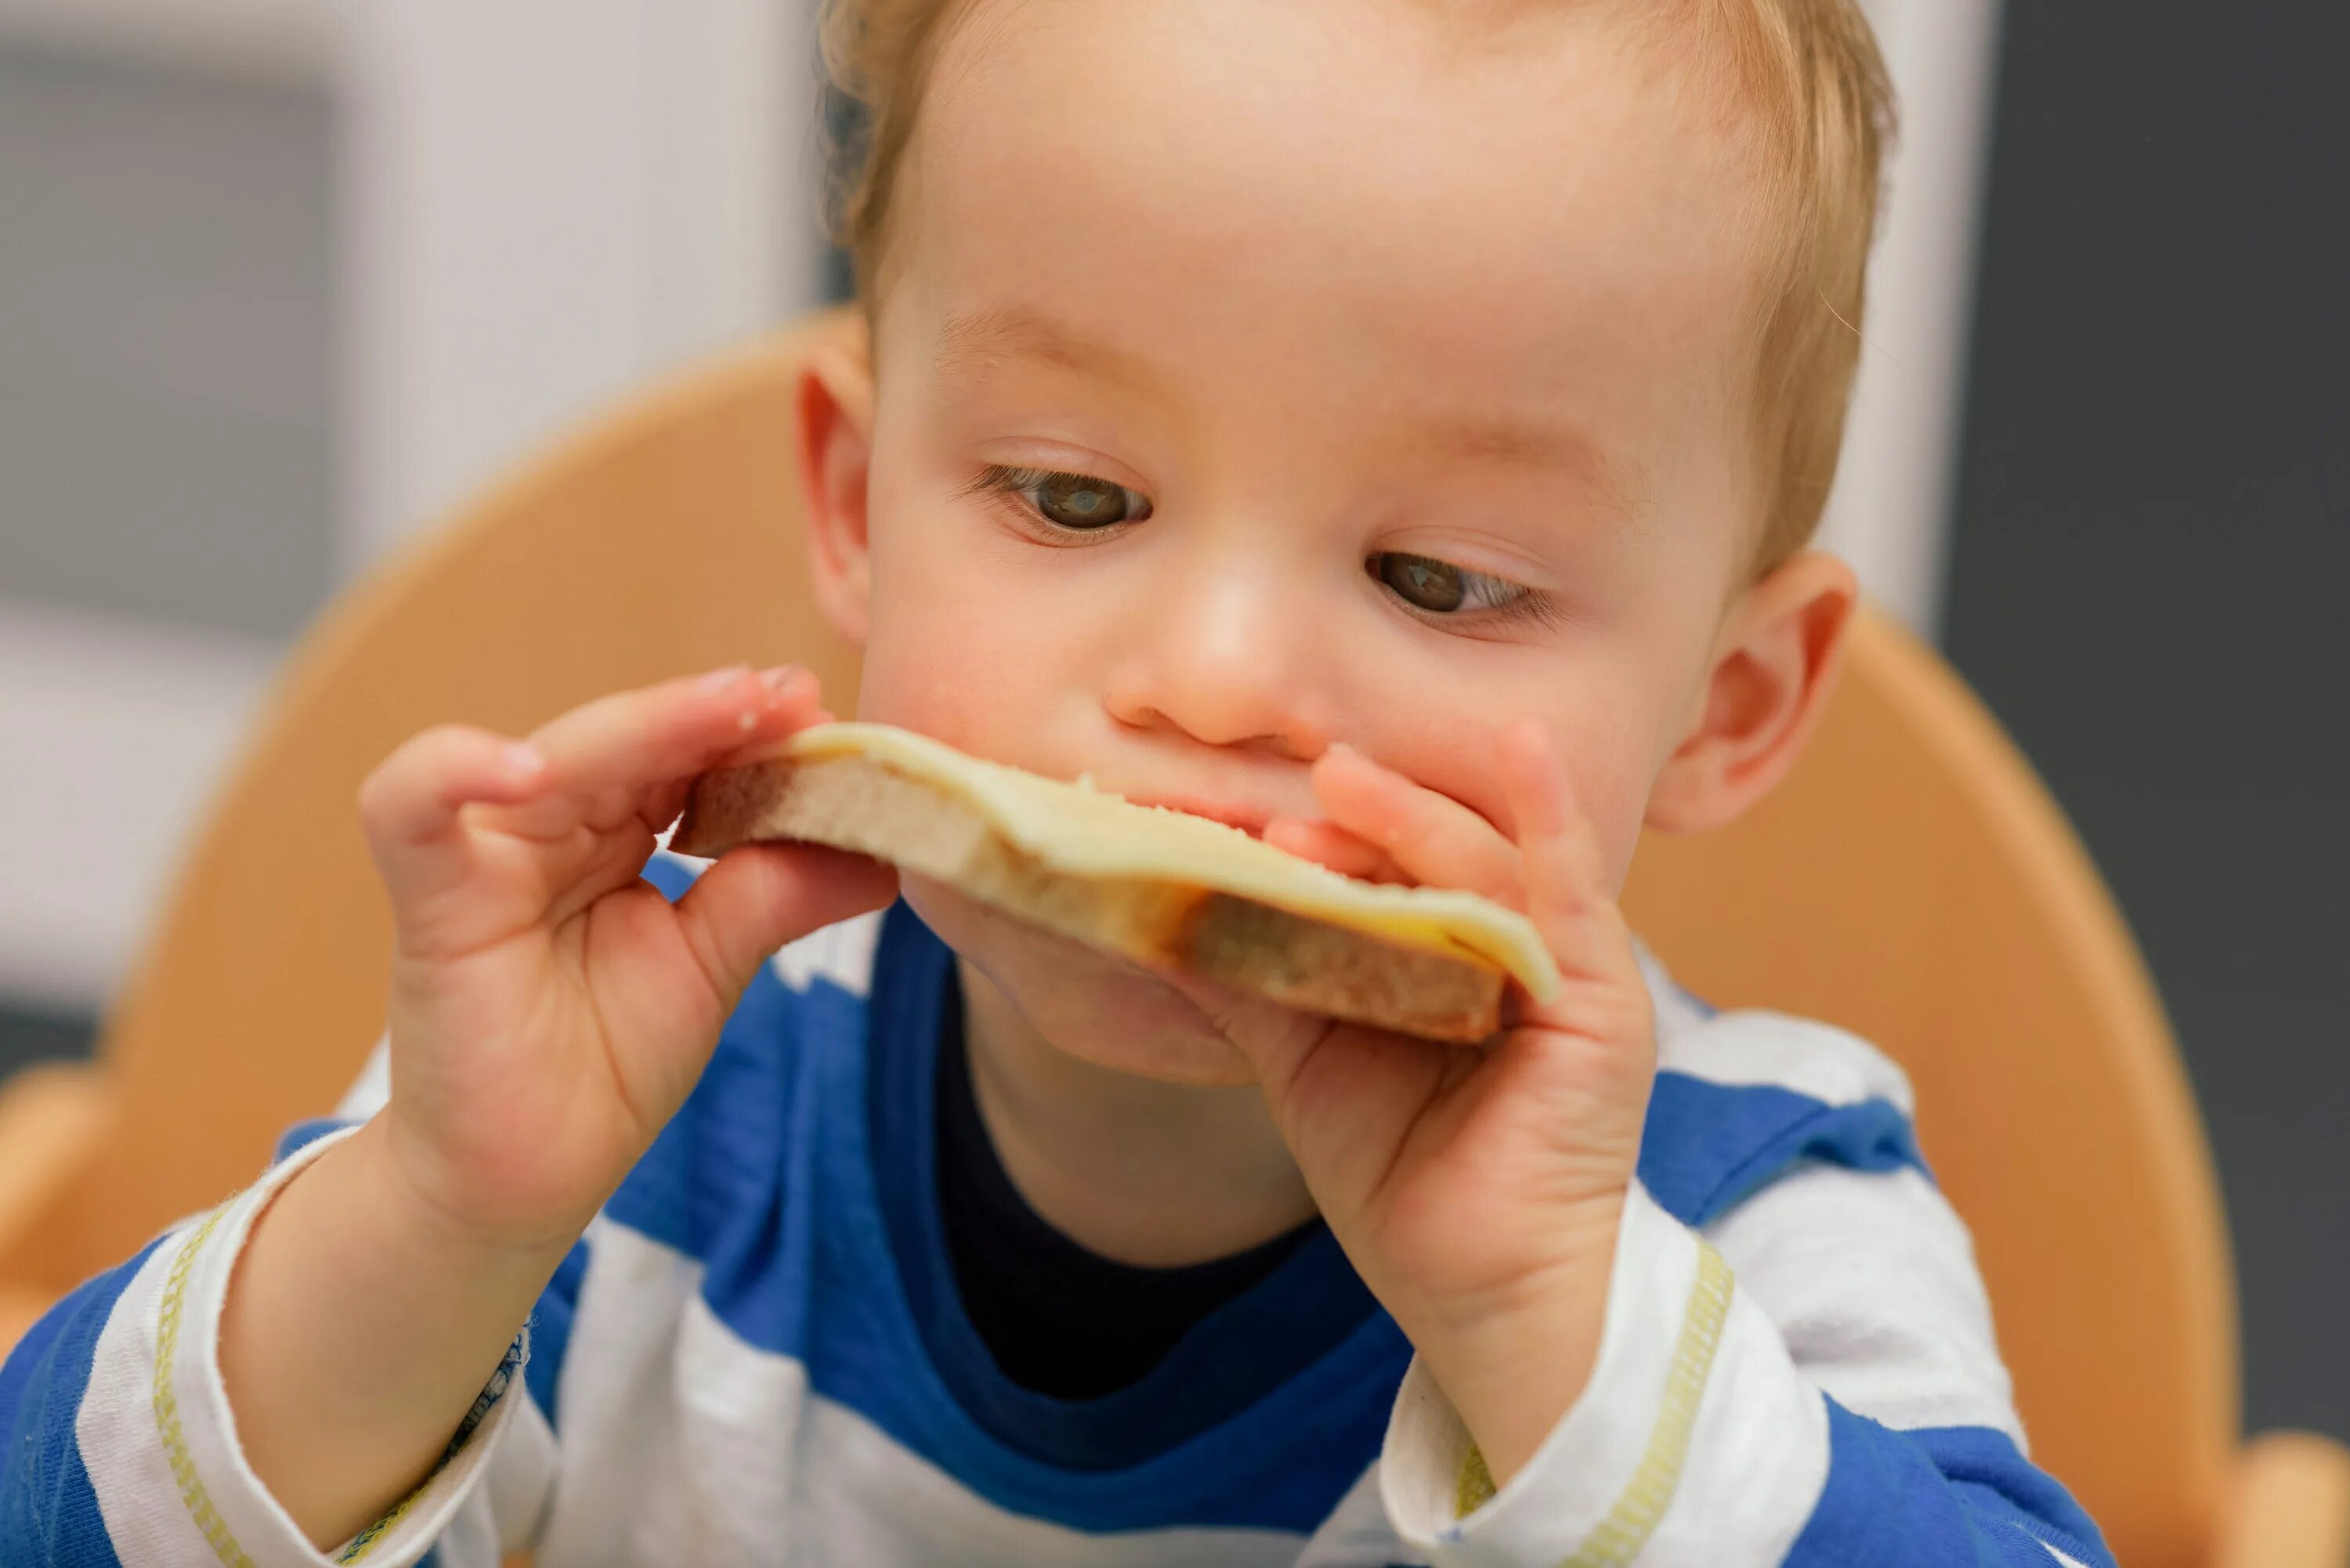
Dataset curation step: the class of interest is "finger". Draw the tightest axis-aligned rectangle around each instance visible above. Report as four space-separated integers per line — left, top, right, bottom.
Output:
1310 742 1525 909
1262 818 1411 883
527 664 823 802
1499 718 1643 1011
360 724 553 914
486 666 823 844
710 705 837 771
669 841 900 1008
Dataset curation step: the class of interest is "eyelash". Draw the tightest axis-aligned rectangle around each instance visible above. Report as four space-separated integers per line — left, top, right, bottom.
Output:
961 464 1147 539
960 462 1565 631
1373 555 1569 633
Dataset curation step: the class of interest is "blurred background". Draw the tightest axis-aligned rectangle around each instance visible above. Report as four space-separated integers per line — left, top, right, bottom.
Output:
0 0 2341 1443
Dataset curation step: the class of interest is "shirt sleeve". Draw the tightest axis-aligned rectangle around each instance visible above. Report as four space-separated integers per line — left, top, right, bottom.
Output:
0 1120 559 1568
1376 1169 2112 1567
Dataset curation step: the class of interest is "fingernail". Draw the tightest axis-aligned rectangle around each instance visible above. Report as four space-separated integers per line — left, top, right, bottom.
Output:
757 663 805 694
504 742 547 775
697 664 753 692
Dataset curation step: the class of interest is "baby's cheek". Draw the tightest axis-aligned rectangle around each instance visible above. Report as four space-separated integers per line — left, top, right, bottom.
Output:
851 625 1003 749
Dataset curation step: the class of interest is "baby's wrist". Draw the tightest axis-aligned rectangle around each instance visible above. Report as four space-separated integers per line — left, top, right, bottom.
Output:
360 1114 593 1273
1402 1191 1626 1489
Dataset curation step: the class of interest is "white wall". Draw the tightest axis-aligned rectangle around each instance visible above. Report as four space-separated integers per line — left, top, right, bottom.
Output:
338 0 829 569
0 0 830 1017
1822 0 2007 637
0 606 280 1012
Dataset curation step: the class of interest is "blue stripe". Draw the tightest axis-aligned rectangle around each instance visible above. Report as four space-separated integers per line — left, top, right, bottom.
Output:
861 902 1397 1492
0 1240 165 1567
1788 1400 2113 1566
1639 1073 1929 1227
598 903 1404 1535
640 852 699 903
803 906 1405 1534
275 1116 351 1164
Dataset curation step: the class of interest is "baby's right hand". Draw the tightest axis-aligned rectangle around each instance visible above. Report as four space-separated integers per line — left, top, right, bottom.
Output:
358 664 896 1251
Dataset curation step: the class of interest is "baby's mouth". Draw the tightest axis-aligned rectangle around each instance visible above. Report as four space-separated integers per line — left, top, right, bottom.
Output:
1105 790 1273 838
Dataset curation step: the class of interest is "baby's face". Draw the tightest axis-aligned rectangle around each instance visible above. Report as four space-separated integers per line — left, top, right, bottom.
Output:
836 0 1783 1083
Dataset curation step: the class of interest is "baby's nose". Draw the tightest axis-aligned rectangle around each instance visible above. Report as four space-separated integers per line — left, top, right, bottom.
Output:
1097 556 1332 759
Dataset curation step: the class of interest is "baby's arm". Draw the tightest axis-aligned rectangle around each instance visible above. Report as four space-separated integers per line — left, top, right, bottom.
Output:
219 1115 571 1547
1217 732 2106 1565
1376 1153 2110 1566
0 1120 561 1567
0 665 894 1565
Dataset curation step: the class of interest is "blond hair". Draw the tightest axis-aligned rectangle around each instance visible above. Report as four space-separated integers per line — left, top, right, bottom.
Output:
819 0 1895 572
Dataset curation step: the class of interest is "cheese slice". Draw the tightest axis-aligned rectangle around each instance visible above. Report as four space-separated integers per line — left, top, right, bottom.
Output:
686 721 1563 1010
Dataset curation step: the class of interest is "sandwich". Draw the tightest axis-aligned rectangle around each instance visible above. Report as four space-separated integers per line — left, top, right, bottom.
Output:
671 722 1561 1043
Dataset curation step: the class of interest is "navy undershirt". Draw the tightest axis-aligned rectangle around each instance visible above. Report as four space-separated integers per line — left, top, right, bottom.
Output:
931 955 1322 1398
865 901 1384 1469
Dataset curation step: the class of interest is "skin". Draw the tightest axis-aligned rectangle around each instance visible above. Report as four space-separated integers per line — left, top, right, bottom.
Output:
222 0 1857 1546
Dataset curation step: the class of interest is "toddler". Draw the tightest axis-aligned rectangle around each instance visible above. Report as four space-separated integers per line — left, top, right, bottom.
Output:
0 1 2113 1563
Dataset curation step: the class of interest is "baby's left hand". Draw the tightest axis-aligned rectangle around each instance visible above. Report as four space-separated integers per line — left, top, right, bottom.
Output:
1173 721 1656 1488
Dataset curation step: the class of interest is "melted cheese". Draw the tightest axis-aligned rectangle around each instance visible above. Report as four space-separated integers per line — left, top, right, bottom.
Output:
781 723 1564 1004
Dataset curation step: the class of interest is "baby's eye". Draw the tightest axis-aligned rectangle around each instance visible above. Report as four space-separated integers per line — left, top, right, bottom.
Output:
1368 551 1530 616
983 465 1153 531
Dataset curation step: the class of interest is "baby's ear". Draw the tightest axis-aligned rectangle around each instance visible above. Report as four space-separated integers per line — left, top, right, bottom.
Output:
797 330 879 647
1644 551 1858 836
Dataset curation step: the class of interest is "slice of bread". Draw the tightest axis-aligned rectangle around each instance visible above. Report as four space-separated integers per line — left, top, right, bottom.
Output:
672 722 1561 1043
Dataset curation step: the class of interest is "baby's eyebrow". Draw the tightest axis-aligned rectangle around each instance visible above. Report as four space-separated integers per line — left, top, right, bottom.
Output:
1412 408 1636 513
933 305 1157 393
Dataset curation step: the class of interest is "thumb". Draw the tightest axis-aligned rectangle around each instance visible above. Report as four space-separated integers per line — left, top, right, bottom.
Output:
670 844 899 1008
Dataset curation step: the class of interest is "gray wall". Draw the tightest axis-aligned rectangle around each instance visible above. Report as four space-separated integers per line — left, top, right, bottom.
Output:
0 43 334 639
1945 4 2349 1440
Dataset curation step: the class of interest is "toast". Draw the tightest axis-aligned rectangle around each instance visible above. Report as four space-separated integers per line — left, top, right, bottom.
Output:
671 723 1561 1042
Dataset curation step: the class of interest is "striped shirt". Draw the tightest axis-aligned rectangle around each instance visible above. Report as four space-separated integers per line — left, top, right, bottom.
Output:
0 852 2112 1566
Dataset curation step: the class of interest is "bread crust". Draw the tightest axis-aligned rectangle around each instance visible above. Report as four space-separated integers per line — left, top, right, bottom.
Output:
674 750 1507 1042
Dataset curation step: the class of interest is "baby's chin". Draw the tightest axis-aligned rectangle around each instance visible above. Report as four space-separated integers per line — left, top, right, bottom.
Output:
898 876 1259 1088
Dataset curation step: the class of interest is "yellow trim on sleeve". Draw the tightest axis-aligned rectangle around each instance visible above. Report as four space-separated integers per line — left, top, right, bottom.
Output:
1455 1240 1738 1567
152 1207 259 1568
146 1182 515 1566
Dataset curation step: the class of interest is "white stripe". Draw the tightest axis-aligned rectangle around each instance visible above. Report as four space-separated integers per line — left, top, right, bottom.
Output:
77 1231 226 1564
1705 1161 2023 1446
1295 1465 1425 1566
335 1032 393 1122
534 1218 791 1564
793 1392 1309 1566
1657 1009 1917 1116
541 1218 1318 1566
1634 941 1916 1114
768 908 886 997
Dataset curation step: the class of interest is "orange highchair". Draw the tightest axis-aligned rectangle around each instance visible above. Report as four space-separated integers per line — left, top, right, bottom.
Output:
0 308 2341 1567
